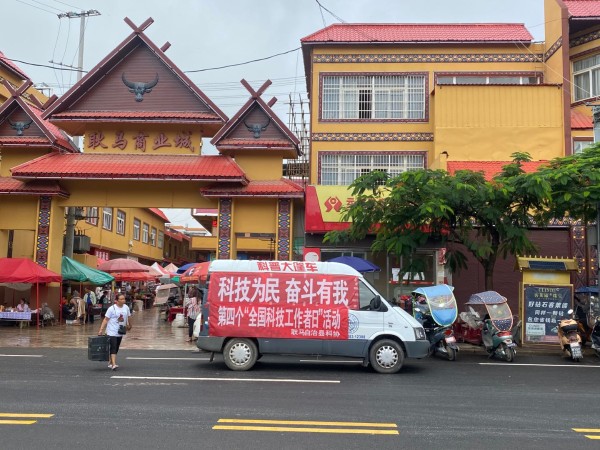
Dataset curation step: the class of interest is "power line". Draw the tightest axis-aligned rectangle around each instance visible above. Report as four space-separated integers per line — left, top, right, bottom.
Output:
14 0 56 15
184 47 300 73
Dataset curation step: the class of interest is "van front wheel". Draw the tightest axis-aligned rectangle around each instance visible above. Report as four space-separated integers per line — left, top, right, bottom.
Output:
223 338 258 371
369 339 404 374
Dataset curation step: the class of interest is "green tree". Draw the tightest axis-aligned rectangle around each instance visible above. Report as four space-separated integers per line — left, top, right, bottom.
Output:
324 153 549 290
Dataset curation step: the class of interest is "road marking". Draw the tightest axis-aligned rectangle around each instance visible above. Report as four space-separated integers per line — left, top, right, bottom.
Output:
126 357 210 361
480 363 600 368
0 414 54 418
0 420 37 425
0 354 43 358
214 418 398 435
112 376 340 384
573 428 600 440
0 413 54 426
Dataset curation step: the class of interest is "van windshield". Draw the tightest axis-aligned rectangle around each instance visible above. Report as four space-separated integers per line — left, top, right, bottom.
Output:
357 279 381 310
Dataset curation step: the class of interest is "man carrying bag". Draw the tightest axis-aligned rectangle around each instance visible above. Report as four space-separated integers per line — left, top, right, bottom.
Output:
97 294 132 370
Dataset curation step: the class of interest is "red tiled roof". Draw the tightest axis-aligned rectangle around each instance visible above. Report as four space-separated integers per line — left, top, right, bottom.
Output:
0 177 68 196
564 1 600 18
164 229 183 242
201 178 304 198
51 111 222 121
571 108 593 129
447 161 547 181
29 105 77 151
0 137 49 146
149 208 169 222
11 153 247 181
301 23 533 43
0 51 29 80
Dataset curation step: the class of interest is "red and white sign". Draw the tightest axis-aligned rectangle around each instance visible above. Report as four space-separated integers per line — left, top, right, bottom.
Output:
208 272 359 340
93 249 110 264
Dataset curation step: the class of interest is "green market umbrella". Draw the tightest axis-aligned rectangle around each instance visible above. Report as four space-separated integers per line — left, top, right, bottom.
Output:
61 256 115 285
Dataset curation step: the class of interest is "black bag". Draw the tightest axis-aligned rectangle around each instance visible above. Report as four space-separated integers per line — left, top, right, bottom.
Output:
88 336 109 361
118 324 127 335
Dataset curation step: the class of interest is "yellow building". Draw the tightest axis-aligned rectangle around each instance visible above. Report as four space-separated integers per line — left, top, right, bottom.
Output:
300 0 600 300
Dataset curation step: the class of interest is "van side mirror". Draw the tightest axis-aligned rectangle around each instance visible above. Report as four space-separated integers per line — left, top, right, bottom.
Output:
370 296 386 311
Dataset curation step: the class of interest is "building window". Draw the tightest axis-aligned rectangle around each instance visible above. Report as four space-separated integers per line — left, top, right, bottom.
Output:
320 152 426 185
158 231 164 249
85 207 98 226
150 227 157 246
322 74 426 120
116 210 126 235
102 207 113 231
436 74 540 85
133 218 140 241
573 54 600 101
142 223 149 244
573 139 593 154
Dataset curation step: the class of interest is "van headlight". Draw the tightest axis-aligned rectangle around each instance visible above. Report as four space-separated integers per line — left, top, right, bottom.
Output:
414 327 427 340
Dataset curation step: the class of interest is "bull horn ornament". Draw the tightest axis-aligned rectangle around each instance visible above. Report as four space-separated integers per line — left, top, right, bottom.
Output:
7 118 33 136
121 72 159 102
243 117 271 139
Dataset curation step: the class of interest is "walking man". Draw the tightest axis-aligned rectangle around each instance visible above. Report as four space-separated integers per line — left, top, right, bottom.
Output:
97 294 132 370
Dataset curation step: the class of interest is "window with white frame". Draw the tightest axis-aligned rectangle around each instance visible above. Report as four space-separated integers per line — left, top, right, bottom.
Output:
437 74 540 85
85 207 98 226
150 227 157 246
142 223 149 244
133 218 140 241
102 207 113 231
158 231 164 249
573 54 600 101
320 152 426 185
573 139 593 154
322 74 426 120
116 210 126 235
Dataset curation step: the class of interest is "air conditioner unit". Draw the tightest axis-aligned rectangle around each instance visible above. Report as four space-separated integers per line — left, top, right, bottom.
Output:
73 235 91 253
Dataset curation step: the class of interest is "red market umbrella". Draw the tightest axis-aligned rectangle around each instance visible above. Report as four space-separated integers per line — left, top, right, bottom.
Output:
111 271 156 282
179 262 211 283
98 258 149 273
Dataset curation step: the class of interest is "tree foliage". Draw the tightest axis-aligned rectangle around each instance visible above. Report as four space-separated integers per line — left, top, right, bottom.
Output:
324 152 551 290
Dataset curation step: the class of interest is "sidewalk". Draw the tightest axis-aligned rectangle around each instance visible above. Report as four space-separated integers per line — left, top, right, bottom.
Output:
0 307 194 351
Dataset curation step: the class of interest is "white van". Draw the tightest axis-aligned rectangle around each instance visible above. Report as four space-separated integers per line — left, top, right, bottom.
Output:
196 260 429 373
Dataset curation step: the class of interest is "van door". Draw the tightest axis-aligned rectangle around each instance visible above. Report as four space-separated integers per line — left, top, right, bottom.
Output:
323 280 385 358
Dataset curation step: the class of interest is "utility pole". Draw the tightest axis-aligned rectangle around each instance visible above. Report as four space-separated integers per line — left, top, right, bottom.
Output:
593 106 600 287
57 10 101 259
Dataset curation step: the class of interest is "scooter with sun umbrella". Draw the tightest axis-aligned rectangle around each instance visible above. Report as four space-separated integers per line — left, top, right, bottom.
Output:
411 284 459 360
465 291 517 362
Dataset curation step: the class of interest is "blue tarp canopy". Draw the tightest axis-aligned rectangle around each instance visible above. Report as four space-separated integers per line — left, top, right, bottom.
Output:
328 256 380 273
61 256 114 285
575 286 599 295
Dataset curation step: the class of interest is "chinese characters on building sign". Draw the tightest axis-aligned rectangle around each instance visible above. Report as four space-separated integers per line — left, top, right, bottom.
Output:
208 272 359 340
87 130 195 152
523 285 572 344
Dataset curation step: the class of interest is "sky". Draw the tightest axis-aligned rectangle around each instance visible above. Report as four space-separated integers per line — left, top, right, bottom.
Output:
4 0 546 226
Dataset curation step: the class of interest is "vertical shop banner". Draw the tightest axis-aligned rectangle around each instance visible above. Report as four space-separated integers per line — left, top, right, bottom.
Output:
208 271 359 340
523 284 573 343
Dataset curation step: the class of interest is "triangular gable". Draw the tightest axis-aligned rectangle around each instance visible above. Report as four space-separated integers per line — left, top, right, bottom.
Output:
0 80 77 152
211 79 300 158
43 17 228 136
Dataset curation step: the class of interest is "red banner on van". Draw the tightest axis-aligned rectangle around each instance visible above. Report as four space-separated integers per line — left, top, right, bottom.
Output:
208 272 359 339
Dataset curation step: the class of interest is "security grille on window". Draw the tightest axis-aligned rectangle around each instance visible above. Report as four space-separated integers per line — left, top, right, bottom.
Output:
573 54 600 101
133 218 140 241
116 210 126 235
320 153 425 185
102 207 113 231
86 207 98 226
150 227 157 246
142 223 149 244
158 231 164 249
322 74 425 120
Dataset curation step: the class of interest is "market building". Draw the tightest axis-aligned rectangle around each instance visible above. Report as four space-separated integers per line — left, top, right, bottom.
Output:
0 17 304 313
300 0 599 306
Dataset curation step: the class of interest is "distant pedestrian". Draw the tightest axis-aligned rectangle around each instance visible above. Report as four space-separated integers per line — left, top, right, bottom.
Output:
84 287 97 323
185 291 202 342
97 294 132 370
73 291 85 325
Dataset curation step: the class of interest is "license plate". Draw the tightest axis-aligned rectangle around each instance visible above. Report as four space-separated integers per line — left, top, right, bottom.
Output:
445 336 456 344
571 342 580 348
507 343 517 348
504 339 512 344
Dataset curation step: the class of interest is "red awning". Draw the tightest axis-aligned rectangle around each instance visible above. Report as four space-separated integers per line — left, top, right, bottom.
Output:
0 258 62 283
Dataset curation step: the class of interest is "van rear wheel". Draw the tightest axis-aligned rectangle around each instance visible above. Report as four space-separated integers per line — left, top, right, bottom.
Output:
223 338 257 371
369 339 404 374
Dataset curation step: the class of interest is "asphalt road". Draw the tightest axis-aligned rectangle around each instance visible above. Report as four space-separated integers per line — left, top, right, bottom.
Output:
1 347 599 450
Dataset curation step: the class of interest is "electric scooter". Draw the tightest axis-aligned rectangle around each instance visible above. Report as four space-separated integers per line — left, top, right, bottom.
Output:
465 291 517 362
557 309 583 362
